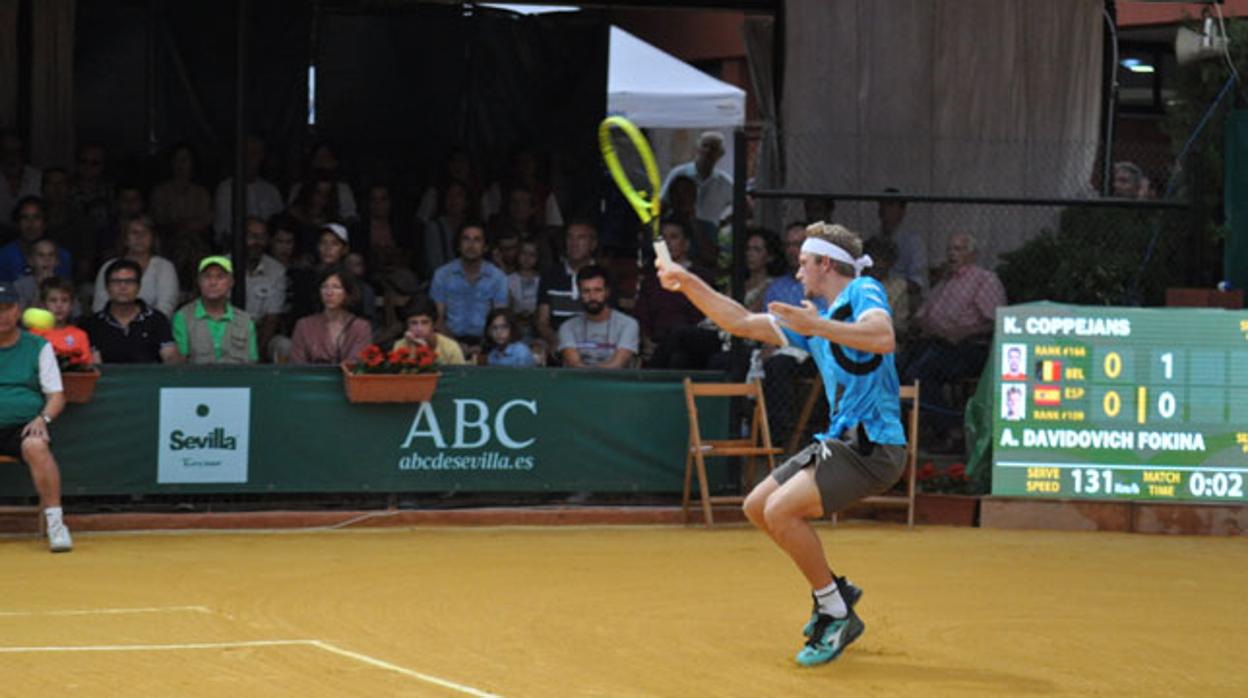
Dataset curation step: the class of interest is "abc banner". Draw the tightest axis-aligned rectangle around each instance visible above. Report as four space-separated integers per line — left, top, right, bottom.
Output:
158 388 251 484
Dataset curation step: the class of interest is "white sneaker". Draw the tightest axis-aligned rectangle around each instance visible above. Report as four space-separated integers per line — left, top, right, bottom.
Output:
46 518 73 553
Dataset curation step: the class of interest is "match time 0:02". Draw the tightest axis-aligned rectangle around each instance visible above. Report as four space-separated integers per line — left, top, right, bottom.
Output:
1188 471 1245 499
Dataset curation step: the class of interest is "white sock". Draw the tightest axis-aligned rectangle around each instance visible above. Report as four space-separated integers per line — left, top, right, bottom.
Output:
44 507 63 524
814 581 847 617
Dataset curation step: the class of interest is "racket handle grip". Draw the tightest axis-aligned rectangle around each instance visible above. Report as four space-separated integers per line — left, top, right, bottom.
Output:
653 240 672 265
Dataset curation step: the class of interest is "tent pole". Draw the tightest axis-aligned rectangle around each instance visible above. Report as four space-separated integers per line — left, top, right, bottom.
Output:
231 0 249 308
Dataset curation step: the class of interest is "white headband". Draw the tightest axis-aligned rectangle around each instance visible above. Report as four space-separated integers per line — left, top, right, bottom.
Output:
801 237 873 276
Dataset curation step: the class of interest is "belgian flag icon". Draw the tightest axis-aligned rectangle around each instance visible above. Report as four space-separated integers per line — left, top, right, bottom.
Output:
1034 360 1063 383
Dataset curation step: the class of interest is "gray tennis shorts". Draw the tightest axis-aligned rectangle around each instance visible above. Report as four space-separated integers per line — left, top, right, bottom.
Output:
771 428 907 516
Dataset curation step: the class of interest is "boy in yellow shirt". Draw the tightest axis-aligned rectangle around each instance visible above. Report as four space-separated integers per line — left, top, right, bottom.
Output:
392 297 466 365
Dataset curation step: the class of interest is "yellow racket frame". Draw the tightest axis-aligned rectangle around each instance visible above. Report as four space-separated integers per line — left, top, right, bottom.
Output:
598 115 662 238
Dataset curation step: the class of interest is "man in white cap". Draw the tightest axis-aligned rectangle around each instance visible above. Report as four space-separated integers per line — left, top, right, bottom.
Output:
0 280 73 551
660 131 734 225
657 221 907 667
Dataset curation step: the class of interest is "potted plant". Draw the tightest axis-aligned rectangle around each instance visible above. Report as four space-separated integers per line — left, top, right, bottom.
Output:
915 461 980 526
55 344 99 404
341 343 441 403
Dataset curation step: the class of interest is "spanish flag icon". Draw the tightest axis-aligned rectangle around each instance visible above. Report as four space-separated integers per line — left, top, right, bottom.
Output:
1034 360 1063 383
1034 385 1061 406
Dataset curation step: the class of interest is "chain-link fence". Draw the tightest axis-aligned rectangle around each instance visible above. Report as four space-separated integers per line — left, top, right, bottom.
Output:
747 134 1205 456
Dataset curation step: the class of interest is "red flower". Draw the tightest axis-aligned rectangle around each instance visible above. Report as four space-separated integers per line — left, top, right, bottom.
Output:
414 345 436 368
352 342 438 374
947 463 967 480
360 344 385 368
361 344 383 361
918 461 937 480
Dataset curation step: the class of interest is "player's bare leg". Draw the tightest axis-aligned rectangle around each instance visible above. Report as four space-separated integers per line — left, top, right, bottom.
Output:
755 467 866 665
745 470 863 616
742 476 779 533
760 469 832 587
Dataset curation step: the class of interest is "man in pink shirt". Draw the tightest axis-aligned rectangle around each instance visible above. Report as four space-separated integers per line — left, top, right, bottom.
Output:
900 232 1006 451
913 233 1005 344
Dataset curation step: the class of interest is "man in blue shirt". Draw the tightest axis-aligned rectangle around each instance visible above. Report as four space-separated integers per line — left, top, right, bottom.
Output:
658 221 907 667
0 196 72 282
429 222 508 358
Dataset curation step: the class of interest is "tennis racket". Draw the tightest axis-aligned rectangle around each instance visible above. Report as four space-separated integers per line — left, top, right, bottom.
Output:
598 116 669 264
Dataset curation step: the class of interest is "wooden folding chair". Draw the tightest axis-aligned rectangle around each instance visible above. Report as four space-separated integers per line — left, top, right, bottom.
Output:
682 378 784 526
787 373 826 455
835 381 921 526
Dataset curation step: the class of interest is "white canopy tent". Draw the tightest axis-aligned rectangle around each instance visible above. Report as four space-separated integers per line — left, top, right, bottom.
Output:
607 26 745 129
608 26 745 195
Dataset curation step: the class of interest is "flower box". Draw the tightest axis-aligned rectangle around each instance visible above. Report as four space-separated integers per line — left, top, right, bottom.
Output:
915 493 980 527
62 369 101 404
340 362 440 403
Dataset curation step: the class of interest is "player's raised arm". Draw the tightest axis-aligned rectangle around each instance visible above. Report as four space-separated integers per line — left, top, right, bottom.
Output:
656 257 783 346
768 299 896 355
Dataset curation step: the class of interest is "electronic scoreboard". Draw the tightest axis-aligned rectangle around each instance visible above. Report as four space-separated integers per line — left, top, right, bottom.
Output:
990 303 1248 503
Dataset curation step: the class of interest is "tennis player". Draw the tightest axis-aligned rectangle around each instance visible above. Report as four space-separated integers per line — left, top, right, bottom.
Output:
657 221 906 666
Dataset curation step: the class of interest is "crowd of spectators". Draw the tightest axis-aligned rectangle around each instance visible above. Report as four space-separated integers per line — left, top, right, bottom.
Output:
1 126 1006 417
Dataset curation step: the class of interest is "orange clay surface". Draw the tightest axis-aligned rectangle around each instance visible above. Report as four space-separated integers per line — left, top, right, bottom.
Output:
1 523 1243 697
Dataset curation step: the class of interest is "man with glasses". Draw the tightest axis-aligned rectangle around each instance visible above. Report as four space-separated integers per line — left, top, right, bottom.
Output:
0 196 72 282
81 259 179 364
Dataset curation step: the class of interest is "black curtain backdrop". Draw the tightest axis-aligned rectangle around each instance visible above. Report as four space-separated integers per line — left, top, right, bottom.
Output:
74 2 606 217
315 6 607 218
75 0 311 187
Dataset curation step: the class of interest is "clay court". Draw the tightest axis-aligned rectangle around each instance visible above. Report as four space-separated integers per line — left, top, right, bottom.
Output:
2 522 1243 697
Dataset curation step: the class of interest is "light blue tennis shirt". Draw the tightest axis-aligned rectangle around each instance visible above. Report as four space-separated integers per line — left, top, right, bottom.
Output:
774 276 906 446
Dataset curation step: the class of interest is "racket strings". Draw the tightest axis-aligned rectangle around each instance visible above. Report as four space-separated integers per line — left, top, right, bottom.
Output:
609 130 656 203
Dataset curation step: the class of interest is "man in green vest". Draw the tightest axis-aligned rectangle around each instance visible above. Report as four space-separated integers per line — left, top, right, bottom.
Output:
0 281 73 551
173 256 259 364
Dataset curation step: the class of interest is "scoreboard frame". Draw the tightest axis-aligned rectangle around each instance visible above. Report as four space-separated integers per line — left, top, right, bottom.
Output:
989 303 1248 504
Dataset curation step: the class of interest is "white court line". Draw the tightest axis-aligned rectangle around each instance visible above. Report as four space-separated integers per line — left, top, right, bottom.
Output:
0 605 213 617
308 640 502 698
0 639 503 697
0 639 308 653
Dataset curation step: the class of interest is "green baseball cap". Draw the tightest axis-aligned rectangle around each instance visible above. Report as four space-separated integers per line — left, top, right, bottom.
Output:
198 255 234 275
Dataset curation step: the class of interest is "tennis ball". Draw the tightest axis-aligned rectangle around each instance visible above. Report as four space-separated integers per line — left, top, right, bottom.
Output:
22 307 55 331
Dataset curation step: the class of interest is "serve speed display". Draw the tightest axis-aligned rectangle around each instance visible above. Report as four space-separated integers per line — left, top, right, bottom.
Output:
990 303 1248 503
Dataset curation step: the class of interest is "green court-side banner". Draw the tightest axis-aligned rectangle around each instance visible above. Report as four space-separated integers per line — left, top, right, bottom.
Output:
0 367 729 496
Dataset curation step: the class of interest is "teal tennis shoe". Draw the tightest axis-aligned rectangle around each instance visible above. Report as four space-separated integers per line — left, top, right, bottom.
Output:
796 609 864 667
802 576 862 637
